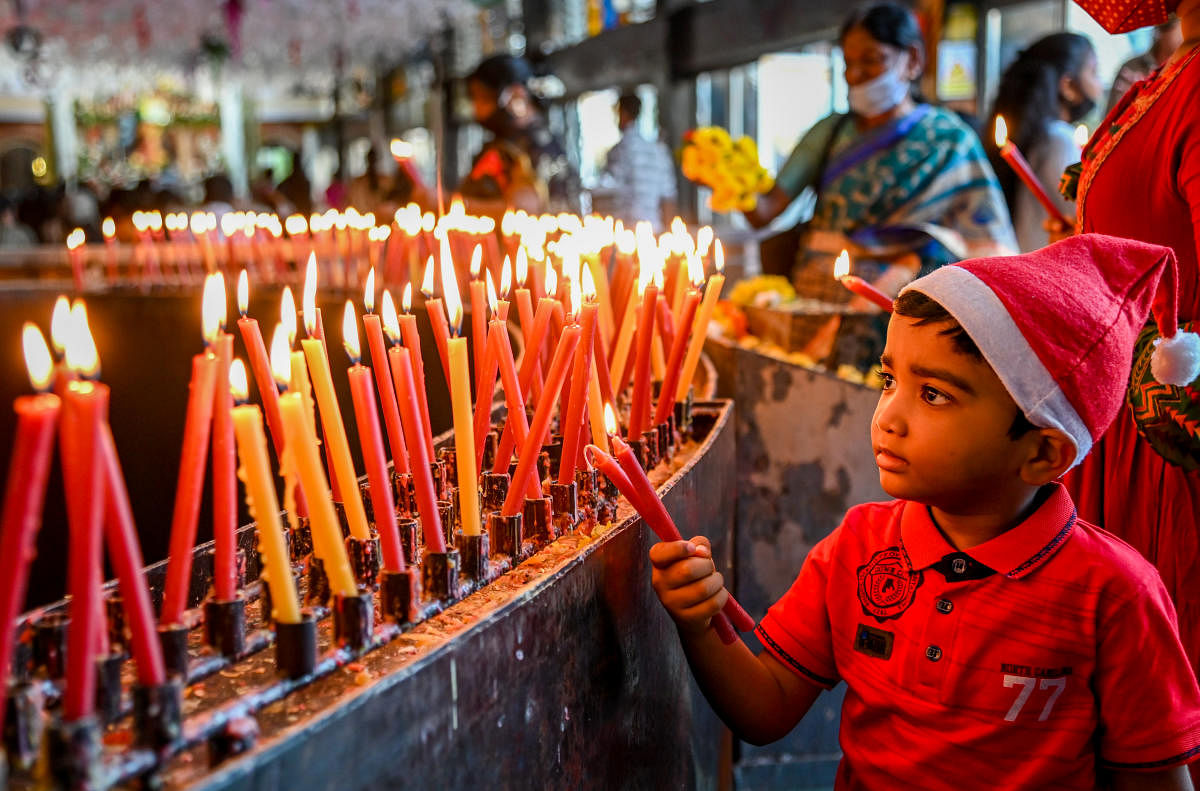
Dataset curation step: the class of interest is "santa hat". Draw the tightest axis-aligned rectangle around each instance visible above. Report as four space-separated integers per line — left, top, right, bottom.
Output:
899 233 1200 466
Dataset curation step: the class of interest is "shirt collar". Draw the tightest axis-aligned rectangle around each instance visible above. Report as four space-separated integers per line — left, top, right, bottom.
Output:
899 484 1078 580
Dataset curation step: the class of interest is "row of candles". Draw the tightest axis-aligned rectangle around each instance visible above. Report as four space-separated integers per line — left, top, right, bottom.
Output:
2 209 753 756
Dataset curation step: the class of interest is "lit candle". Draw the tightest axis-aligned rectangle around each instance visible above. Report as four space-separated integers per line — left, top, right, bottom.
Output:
628 256 660 439
66 227 86 292
235 271 287 460
233 353 302 624
343 302 406 573
655 254 703 426
558 271 597 483
994 116 1072 227
361 269 410 474
833 249 894 313
492 295 556 474
468 245 488 394
471 273 501 476
393 286 436 457
161 276 221 627
300 263 372 542
500 326 581 517
388 342 446 553
275 352 358 598
101 218 119 282
0 325 60 736
422 253 453 390
676 242 726 402
488 313 540 500
444 258 483 537
58 308 106 721
211 273 239 602
513 250 535 351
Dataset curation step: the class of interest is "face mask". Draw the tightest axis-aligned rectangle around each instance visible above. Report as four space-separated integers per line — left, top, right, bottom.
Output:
848 63 911 117
1064 93 1096 124
1073 0 1178 33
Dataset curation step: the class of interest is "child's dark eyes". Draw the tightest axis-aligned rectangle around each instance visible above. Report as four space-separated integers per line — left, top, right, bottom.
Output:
920 385 951 406
878 372 895 391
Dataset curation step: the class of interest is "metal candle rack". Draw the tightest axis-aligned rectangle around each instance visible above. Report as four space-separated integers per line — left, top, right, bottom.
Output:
2 389 698 791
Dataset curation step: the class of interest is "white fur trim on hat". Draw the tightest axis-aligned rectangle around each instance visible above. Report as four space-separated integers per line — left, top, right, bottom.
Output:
900 267 1093 466
1151 330 1200 387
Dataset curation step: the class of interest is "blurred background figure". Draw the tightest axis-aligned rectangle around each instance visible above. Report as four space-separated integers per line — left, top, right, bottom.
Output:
598 92 678 233
1107 18 1182 112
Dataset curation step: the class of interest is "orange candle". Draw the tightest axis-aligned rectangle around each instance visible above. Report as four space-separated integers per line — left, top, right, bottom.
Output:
211 275 238 601
558 281 597 484
362 270 410 474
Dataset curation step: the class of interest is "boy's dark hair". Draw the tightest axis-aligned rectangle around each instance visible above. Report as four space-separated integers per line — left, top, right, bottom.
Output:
617 93 642 121
894 290 1036 438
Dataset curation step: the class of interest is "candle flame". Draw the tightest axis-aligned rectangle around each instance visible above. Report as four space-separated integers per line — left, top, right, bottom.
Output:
102 217 116 240
696 225 714 257
66 228 85 251
281 286 297 346
1074 123 1089 148
486 270 498 315
22 322 53 392
441 237 463 331
501 256 513 297
50 294 71 356
364 268 376 314
570 271 582 317
390 138 414 159
270 323 291 390
285 214 308 236
230 358 249 404
237 269 249 316
582 264 597 302
616 227 636 255
604 403 618 435
221 212 240 238
714 239 725 274
687 251 705 287
148 212 162 233
833 249 851 280
202 272 226 345
670 216 687 237
994 115 1009 147
65 301 100 379
501 208 516 236
189 212 206 235
303 252 318 337
421 212 435 233
381 290 401 342
515 247 528 287
402 282 413 314
342 300 361 363
545 263 558 298
469 244 482 279
421 256 436 299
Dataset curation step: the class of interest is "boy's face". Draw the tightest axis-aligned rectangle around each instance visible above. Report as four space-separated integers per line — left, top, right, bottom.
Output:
872 315 1035 514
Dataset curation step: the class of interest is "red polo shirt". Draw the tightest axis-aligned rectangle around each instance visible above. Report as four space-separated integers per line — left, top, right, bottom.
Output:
757 483 1200 789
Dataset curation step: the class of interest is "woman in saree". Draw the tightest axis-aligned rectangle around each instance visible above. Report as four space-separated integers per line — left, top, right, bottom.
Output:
747 3 1016 367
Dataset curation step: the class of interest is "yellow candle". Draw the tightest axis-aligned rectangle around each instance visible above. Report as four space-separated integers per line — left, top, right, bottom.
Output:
585 254 615 347
448 335 482 536
676 271 725 400
232 403 301 624
300 337 371 541
609 285 638 385
587 356 608 453
278 390 358 597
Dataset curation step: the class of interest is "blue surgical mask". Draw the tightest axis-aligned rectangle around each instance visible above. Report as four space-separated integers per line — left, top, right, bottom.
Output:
848 64 911 117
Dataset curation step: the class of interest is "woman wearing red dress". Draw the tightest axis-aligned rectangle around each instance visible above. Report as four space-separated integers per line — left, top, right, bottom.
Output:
1063 0 1200 668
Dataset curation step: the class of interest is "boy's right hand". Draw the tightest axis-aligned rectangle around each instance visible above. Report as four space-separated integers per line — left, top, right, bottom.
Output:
650 536 729 636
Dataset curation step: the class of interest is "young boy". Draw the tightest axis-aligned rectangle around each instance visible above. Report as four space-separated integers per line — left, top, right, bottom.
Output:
651 235 1200 789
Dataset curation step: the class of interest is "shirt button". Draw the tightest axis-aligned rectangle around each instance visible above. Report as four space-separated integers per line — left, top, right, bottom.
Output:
926 645 943 662
952 557 967 575
936 598 954 614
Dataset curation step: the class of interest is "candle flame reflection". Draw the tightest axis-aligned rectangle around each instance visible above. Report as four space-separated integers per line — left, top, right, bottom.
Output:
230 358 249 404
342 300 361 363
22 322 53 392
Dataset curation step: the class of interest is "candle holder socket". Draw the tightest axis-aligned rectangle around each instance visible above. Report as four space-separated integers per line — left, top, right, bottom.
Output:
422 550 461 601
131 679 183 751
274 612 317 680
627 437 648 473
208 715 260 768
641 428 661 468
657 422 673 461
481 471 510 512
261 568 303 627
104 594 128 654
334 501 351 540
430 461 448 501
358 480 374 522
438 447 458 488
597 474 620 523
550 482 578 536
39 715 102 791
32 613 69 680
397 517 420 568
523 497 552 543
333 591 374 651
156 623 190 681
380 569 421 624
306 556 331 608
203 597 247 658
290 516 313 561
674 393 693 438
481 430 499 472
437 499 456 548
489 512 524 558
575 467 599 514
545 436 564 480
536 450 551 488
459 533 490 581
347 531 382 589
94 653 124 726
4 681 43 770
392 471 416 516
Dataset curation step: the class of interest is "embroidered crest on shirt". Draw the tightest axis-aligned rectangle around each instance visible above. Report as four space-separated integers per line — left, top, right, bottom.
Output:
857 547 923 622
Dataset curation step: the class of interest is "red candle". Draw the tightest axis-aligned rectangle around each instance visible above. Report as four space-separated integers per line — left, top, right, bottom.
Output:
994 116 1073 227
212 330 238 602
397 292 436 458
501 326 581 517
388 345 446 553
489 319 541 499
468 248 488 392
363 281 410 475
833 250 894 313
0 327 60 735
60 379 107 721
99 425 167 685
235 277 286 462
654 289 701 426
558 301 597 484
345 308 406 573
492 297 556 474
426 295 453 391
628 283 659 439
592 319 616 409
160 347 218 626
656 294 676 360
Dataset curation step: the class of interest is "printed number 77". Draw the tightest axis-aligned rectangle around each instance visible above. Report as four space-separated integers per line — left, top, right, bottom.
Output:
1003 675 1066 722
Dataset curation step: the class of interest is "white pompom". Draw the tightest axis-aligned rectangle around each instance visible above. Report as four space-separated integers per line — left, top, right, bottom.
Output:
1151 330 1200 387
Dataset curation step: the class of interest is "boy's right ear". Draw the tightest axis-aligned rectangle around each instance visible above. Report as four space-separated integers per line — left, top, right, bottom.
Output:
1020 428 1078 485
